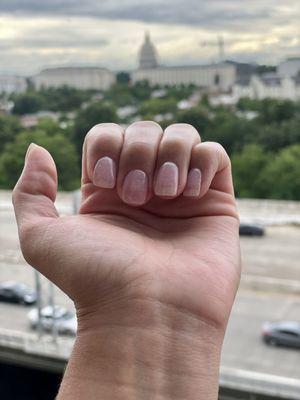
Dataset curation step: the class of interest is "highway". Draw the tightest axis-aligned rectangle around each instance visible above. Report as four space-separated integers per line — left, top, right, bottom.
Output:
0 191 300 389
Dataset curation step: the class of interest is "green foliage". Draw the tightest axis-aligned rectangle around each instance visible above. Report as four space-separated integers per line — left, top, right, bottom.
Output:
12 92 44 115
232 144 271 198
116 72 131 85
73 102 118 154
1 85 300 199
38 86 92 112
177 107 211 137
130 81 152 102
0 130 79 190
259 145 300 200
0 114 22 153
257 116 300 152
11 86 92 115
104 83 135 107
257 99 297 124
209 111 258 154
139 98 178 118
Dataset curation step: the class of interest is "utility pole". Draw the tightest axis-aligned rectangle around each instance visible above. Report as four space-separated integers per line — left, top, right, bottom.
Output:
34 270 43 339
48 281 58 344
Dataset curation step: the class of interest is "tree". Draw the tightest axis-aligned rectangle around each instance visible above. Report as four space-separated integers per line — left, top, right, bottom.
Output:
139 98 178 118
12 92 44 115
208 111 258 155
231 144 271 198
0 130 79 190
116 72 131 85
0 114 22 154
177 107 211 138
257 99 297 125
259 145 300 200
39 86 92 112
257 115 300 152
73 102 118 154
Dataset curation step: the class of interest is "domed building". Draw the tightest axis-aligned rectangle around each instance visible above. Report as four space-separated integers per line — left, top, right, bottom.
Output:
133 33 236 92
139 32 159 70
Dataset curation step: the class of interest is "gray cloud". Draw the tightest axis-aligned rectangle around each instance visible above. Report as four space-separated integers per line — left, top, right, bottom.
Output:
0 0 299 75
1 0 299 31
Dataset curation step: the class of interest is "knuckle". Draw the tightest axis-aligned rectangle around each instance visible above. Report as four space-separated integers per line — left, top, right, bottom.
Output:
121 141 156 166
85 123 123 144
160 137 185 156
165 123 200 140
18 221 41 265
127 120 162 132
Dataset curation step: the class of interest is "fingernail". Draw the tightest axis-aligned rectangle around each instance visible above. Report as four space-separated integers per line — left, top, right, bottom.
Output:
25 143 37 162
154 162 178 196
93 157 116 188
122 170 148 206
183 168 202 197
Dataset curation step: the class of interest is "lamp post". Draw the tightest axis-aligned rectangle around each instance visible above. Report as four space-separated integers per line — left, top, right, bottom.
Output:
34 270 43 339
48 281 58 344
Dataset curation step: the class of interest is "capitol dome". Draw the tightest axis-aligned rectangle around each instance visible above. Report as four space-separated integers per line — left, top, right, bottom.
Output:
139 32 159 70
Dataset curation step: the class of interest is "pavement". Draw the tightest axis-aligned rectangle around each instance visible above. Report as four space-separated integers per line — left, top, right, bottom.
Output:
0 191 300 386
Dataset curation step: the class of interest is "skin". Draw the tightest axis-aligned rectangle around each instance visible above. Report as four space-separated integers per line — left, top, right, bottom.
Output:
12 121 241 400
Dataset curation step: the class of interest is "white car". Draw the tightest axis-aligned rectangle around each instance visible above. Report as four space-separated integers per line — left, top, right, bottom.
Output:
28 305 77 336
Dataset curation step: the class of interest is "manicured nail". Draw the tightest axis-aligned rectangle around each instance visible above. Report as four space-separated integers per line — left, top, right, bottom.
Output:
122 170 148 206
154 162 178 196
183 168 202 197
93 157 116 188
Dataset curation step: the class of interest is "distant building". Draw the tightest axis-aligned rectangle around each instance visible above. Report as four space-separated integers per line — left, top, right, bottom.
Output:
278 57 300 78
0 75 27 94
32 67 116 91
139 32 159 69
234 73 300 101
131 33 236 91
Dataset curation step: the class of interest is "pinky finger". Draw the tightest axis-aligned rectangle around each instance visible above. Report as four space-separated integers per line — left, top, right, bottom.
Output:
183 142 234 198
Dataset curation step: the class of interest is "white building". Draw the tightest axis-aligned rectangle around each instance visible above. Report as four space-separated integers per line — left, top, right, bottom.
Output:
0 75 27 94
278 57 300 78
233 74 300 101
131 33 236 91
32 67 116 91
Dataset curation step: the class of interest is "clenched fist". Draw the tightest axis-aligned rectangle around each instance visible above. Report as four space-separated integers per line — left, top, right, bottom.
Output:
13 121 241 400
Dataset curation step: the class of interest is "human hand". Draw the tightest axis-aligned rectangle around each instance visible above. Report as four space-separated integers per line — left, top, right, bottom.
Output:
13 121 240 400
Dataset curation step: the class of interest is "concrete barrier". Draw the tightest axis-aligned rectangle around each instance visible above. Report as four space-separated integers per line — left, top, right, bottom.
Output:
220 367 300 399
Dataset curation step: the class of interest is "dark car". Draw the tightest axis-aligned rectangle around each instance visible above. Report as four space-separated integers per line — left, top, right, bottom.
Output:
0 281 37 305
239 224 265 236
262 321 300 349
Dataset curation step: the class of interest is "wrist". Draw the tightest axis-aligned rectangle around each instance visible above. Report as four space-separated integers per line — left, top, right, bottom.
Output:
58 298 224 400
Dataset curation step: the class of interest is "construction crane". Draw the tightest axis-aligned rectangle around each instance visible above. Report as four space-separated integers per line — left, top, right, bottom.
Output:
200 35 225 63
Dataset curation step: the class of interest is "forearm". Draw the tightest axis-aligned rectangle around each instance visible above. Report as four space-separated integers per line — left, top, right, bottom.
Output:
57 298 224 400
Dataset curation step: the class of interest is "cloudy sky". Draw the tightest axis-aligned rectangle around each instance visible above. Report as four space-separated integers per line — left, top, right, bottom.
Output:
0 0 299 75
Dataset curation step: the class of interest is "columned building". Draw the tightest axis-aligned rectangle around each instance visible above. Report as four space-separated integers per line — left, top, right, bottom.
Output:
131 33 236 91
0 75 27 94
32 67 115 91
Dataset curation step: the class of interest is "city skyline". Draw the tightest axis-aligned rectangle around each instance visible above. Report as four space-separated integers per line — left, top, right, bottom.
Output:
0 0 299 75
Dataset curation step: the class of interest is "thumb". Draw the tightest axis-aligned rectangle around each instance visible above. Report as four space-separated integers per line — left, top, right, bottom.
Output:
12 143 59 237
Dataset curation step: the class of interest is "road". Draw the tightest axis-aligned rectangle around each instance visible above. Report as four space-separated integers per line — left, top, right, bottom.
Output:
0 192 300 382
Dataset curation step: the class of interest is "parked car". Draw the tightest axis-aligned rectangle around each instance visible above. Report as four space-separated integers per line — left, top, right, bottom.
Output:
0 281 36 305
28 305 77 336
239 224 265 236
262 321 300 348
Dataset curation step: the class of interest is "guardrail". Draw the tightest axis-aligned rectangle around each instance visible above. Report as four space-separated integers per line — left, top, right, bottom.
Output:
0 328 73 360
220 367 300 400
0 328 299 399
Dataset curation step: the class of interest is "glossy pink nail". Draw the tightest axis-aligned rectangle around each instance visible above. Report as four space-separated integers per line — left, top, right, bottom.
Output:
122 170 148 206
183 168 201 197
93 157 116 188
154 162 179 196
